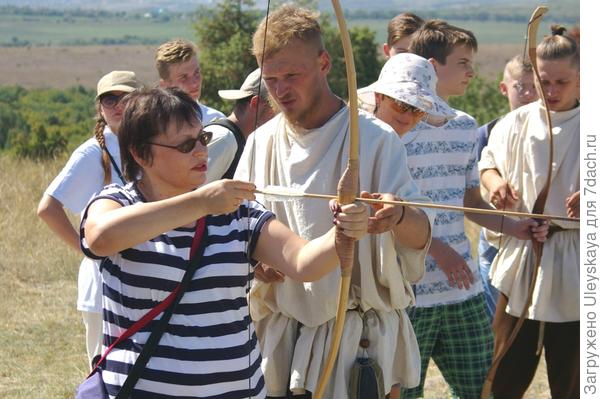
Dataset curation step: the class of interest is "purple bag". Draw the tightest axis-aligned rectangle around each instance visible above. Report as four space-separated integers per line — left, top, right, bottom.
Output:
75 368 108 399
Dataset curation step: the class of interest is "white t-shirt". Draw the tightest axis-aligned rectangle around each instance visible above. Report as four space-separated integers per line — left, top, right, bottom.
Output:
205 122 239 182
198 102 225 123
45 127 124 313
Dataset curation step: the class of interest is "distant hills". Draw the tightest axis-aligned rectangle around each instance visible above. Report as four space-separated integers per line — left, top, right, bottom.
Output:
0 0 580 14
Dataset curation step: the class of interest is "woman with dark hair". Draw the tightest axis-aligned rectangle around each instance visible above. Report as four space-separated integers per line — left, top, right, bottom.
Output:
80 87 368 398
37 71 143 369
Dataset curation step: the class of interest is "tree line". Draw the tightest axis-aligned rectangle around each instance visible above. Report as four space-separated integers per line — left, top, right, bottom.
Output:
1 0 509 160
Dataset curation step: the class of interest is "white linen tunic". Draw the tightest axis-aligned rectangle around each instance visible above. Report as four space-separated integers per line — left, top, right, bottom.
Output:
235 107 434 397
478 101 580 322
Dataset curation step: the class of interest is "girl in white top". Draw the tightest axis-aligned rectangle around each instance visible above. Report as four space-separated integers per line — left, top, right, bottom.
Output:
37 71 143 369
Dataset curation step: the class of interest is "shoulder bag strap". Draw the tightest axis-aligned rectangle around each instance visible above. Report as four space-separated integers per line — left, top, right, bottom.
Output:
206 118 246 179
115 218 207 399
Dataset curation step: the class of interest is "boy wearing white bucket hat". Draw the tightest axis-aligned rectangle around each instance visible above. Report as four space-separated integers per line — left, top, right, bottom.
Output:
362 39 548 398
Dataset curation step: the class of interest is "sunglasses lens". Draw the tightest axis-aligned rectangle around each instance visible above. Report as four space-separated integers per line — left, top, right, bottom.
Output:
100 94 122 108
178 139 197 153
199 131 212 146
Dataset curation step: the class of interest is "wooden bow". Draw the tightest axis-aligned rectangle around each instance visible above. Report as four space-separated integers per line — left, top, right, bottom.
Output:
481 6 552 398
313 1 360 397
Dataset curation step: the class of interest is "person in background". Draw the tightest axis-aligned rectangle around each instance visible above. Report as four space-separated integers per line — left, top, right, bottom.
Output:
401 21 548 398
476 54 538 320
479 26 580 399
80 87 368 398
37 70 143 369
155 38 224 122
383 12 425 58
204 68 277 182
359 12 424 113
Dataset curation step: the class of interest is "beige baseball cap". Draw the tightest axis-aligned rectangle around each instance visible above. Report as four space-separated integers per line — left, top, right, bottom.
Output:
96 71 143 99
218 68 266 100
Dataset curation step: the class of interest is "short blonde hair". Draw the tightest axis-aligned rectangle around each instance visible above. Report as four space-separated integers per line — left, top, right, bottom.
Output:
503 55 533 81
252 5 324 61
155 39 198 80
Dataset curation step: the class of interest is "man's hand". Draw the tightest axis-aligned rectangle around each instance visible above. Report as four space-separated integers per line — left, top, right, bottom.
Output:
254 262 285 283
430 240 474 290
566 191 580 218
360 191 404 234
509 219 549 242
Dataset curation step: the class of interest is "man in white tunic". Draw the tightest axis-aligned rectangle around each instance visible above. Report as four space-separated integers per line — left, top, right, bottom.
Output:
478 27 580 398
235 5 434 398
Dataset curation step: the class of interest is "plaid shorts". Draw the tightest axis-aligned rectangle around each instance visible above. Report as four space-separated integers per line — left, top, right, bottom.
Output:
401 293 493 399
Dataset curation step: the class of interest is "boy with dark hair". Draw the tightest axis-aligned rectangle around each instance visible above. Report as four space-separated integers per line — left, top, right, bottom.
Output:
400 20 548 398
383 12 424 58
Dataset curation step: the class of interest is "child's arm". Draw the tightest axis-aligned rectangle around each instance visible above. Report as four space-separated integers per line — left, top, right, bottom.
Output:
428 238 474 290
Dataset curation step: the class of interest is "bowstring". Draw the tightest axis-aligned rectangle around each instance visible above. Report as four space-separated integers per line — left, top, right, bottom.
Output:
246 1 271 397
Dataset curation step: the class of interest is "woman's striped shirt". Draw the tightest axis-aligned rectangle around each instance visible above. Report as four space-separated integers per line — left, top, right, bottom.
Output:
81 183 273 398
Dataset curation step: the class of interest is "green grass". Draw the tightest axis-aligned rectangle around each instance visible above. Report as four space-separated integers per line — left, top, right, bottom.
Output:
0 14 196 46
0 12 573 47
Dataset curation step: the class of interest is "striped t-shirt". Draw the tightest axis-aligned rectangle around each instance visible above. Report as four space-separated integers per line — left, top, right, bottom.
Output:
81 183 273 398
400 111 484 307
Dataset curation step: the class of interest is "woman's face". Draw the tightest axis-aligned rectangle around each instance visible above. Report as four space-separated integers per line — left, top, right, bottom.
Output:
141 118 208 195
99 91 129 133
537 57 580 112
375 94 425 136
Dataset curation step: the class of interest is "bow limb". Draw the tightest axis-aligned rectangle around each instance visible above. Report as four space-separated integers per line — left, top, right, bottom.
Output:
481 6 552 398
313 1 359 398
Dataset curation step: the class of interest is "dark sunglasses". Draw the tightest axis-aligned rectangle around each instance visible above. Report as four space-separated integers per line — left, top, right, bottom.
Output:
99 93 128 109
149 130 213 153
385 95 426 115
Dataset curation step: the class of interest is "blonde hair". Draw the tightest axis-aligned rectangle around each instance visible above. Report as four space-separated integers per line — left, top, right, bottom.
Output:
252 5 324 61
503 54 533 81
537 25 579 69
387 12 424 46
155 39 198 80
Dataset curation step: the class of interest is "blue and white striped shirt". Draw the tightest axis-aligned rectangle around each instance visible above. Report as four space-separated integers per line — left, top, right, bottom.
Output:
81 183 273 398
401 111 484 307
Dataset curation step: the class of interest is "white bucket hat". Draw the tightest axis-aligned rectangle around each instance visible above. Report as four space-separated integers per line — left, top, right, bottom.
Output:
358 53 456 119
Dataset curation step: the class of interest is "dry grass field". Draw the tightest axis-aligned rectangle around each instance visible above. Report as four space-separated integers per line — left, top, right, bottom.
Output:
0 43 521 91
0 154 550 398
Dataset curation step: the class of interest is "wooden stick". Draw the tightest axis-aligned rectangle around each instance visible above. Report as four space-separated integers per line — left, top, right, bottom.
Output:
254 188 579 223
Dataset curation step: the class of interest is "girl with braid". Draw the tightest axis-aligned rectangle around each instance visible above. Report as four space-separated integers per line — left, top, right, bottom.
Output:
38 71 143 369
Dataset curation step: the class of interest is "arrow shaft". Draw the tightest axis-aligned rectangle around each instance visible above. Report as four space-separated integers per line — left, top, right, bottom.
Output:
254 189 579 223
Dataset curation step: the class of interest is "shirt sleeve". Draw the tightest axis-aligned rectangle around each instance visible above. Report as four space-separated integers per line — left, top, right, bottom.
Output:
205 124 238 183
79 185 135 259
45 139 105 214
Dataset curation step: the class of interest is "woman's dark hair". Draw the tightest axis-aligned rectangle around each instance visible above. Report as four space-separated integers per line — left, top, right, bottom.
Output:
119 87 201 181
537 24 579 70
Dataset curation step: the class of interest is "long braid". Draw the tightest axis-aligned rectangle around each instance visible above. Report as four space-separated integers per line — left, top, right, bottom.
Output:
93 103 111 186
